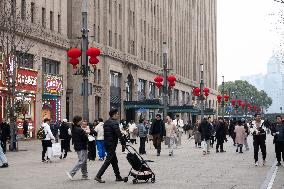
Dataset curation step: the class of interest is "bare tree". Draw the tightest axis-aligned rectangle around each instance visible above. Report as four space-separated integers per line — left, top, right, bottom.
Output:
0 0 38 150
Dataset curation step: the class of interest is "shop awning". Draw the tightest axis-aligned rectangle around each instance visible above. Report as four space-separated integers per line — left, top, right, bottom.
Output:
191 108 216 115
167 105 200 113
123 99 163 110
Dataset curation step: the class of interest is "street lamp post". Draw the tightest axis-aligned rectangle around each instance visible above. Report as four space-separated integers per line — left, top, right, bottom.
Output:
82 0 89 122
221 76 225 119
162 42 168 119
200 64 204 120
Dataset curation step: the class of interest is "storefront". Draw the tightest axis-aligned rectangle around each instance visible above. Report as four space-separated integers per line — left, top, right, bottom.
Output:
0 66 38 137
42 74 63 122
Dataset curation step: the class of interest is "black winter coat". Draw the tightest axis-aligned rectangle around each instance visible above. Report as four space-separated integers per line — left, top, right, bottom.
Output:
149 119 166 137
103 118 126 148
0 122 10 140
199 120 212 141
215 122 226 140
71 124 88 151
59 122 70 140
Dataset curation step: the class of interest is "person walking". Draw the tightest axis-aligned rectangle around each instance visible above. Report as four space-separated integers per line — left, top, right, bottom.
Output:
271 115 284 166
41 118 55 162
165 116 177 156
199 118 212 155
229 121 236 146
242 119 250 151
95 109 126 183
193 120 202 148
128 120 137 144
250 113 266 166
137 119 147 155
119 120 128 153
0 130 8 168
23 120 29 139
173 115 184 146
215 118 226 153
234 120 246 153
149 114 166 156
95 118 105 161
66 116 89 180
0 119 10 153
59 119 71 159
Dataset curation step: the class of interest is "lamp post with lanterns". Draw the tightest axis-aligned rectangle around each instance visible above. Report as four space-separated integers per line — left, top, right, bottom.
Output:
67 0 101 122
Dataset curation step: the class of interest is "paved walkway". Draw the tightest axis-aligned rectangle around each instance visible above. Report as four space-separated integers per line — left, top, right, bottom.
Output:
0 134 282 189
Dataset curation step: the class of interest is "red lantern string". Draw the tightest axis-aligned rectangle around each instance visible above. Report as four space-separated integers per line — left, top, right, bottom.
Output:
69 58 79 69
231 99 236 106
154 75 163 83
155 82 162 89
67 48 81 59
89 57 99 65
167 75 176 83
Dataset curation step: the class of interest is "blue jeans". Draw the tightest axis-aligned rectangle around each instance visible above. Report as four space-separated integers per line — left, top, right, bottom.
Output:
96 140 105 159
0 144 8 164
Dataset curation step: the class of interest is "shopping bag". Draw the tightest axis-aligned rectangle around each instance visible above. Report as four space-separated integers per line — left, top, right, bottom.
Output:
52 143 61 157
201 140 207 152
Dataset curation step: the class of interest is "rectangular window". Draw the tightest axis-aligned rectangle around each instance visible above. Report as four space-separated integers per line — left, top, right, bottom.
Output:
132 12 135 27
119 4 122 19
98 69 101 84
137 79 146 101
21 0 26 20
31 2 35 23
50 11 54 30
42 58 60 75
109 30 112 46
110 71 120 87
97 25 100 43
149 82 155 99
119 34 122 50
42 8 46 28
58 14 61 33
16 51 34 69
109 0 112 14
114 33 117 49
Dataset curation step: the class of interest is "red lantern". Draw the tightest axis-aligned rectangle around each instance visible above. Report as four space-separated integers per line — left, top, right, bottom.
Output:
204 92 209 97
69 58 79 69
203 87 209 93
89 57 99 65
193 88 200 96
154 75 163 83
217 95 222 103
86 47 101 57
241 103 246 109
253 105 257 111
224 95 229 102
231 99 236 106
67 48 81 59
167 75 176 83
169 82 175 88
237 99 242 106
155 82 162 89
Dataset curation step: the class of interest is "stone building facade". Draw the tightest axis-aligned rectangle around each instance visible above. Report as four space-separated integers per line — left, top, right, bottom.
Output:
67 0 218 122
0 0 68 134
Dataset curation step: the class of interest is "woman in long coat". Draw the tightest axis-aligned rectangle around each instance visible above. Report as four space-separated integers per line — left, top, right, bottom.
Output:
234 120 246 153
193 120 201 148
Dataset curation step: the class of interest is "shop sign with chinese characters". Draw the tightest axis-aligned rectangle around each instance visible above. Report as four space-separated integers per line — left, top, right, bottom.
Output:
43 74 63 96
17 68 38 92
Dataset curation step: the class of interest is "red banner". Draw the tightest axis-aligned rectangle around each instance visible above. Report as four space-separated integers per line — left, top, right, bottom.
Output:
16 68 38 92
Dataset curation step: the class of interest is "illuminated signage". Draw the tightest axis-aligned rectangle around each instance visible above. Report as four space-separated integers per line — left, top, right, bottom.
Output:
43 74 63 96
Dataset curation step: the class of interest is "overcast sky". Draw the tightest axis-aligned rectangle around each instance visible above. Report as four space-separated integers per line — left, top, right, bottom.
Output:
217 0 282 84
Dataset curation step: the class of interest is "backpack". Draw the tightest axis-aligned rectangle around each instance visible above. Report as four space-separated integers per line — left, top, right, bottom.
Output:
37 127 46 140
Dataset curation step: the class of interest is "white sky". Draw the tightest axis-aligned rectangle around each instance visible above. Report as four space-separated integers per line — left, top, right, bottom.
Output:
217 0 282 84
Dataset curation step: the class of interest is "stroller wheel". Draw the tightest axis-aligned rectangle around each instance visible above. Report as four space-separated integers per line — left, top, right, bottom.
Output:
123 177 128 182
151 177 155 183
132 179 138 184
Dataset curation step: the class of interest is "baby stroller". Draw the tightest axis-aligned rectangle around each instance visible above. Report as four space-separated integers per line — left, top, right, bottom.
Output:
124 145 156 184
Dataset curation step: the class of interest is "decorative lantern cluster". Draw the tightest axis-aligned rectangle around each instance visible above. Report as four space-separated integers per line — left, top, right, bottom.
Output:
67 47 101 69
153 75 176 89
193 87 210 97
217 95 222 103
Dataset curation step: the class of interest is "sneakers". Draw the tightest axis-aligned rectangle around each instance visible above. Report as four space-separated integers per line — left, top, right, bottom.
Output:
66 172 74 181
220 150 226 153
115 176 124 182
216 149 219 153
276 162 281 166
262 160 266 166
255 162 258 166
95 177 105 183
81 176 89 180
0 163 8 168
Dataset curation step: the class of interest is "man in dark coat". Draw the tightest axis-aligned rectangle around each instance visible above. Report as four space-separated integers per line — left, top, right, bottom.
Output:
23 120 29 139
95 109 126 183
199 118 212 155
149 114 166 156
66 116 89 180
215 118 226 153
0 119 10 153
271 115 284 166
59 119 71 159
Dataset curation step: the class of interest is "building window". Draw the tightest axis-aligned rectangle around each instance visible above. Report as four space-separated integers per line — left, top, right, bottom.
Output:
97 25 100 43
58 14 61 33
119 4 122 19
110 71 120 87
98 69 101 84
132 12 135 27
21 0 26 20
42 58 60 75
42 8 46 28
31 2 35 23
109 0 112 14
149 82 155 99
50 11 54 30
119 34 122 50
114 32 117 49
16 51 34 69
138 79 146 101
109 30 112 46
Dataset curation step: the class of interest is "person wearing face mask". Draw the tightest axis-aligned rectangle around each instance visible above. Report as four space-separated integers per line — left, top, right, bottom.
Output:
271 115 284 166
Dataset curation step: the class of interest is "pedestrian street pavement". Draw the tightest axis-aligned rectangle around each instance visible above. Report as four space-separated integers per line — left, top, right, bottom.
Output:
0 134 283 189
